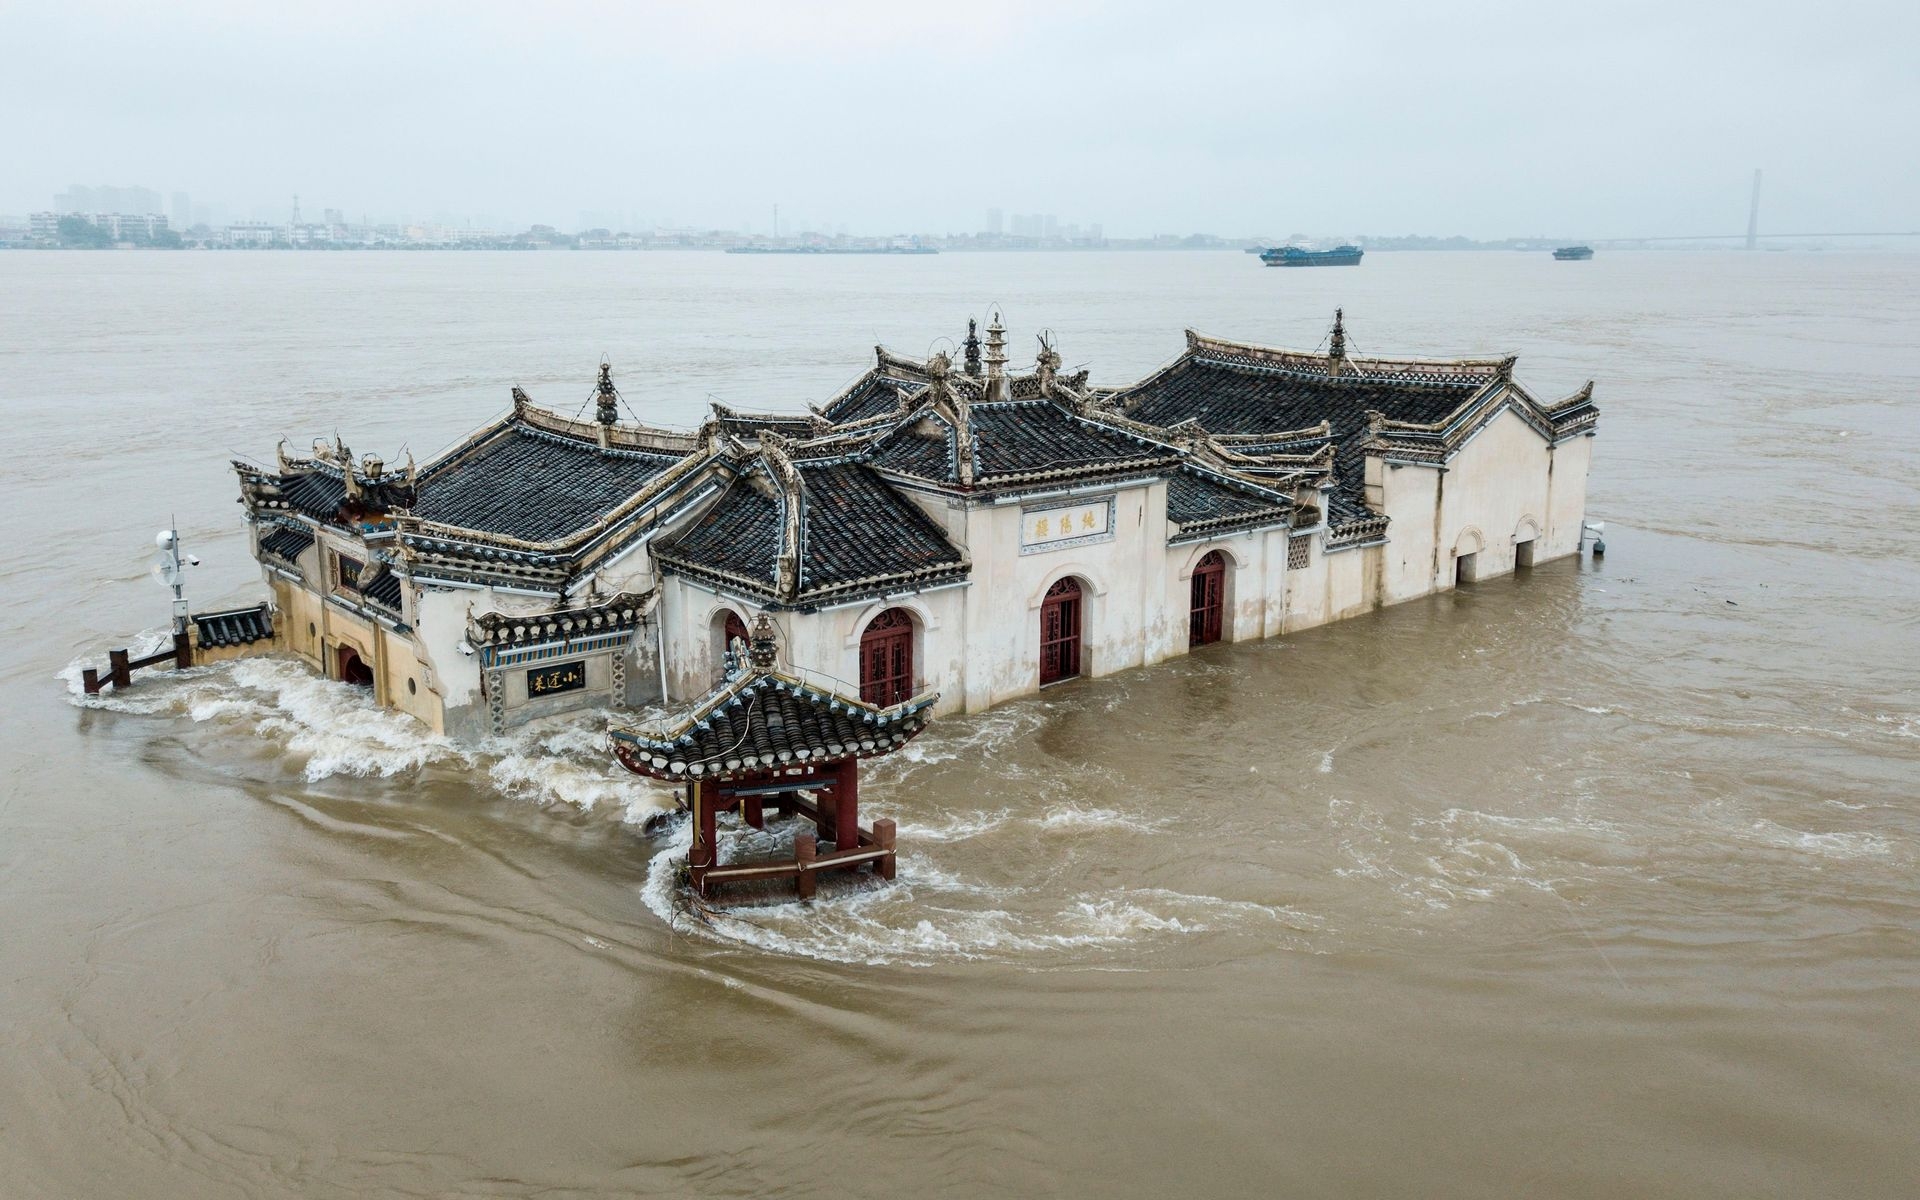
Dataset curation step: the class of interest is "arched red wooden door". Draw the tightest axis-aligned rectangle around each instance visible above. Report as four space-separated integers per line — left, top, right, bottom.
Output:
723 612 749 647
1039 577 1083 685
859 608 915 707
1188 550 1226 647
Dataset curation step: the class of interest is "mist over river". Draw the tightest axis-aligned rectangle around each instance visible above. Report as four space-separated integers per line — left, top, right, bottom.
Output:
3 249 1917 1198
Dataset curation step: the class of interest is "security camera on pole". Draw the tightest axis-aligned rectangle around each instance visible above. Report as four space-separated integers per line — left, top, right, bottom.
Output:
153 520 200 666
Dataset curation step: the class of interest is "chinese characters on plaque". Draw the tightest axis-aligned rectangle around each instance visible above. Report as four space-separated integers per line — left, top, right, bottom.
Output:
525 661 586 696
1019 497 1113 555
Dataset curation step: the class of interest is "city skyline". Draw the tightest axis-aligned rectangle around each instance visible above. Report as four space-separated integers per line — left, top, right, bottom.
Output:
6 1 1915 240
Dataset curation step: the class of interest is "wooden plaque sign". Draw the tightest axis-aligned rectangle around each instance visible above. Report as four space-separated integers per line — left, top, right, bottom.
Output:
526 661 586 697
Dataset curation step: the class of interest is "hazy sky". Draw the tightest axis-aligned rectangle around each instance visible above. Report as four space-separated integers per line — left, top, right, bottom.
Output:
6 0 1915 238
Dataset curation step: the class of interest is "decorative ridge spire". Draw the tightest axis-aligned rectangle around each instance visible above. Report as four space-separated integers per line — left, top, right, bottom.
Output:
963 317 982 377
984 310 1008 401
594 361 620 426
1329 308 1347 363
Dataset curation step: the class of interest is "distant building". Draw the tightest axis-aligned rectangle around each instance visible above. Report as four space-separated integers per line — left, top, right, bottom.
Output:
55 184 164 217
986 207 1003 236
226 221 282 246
171 192 192 229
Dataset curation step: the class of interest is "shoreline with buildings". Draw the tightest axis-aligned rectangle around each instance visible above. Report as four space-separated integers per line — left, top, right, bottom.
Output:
5 186 1911 253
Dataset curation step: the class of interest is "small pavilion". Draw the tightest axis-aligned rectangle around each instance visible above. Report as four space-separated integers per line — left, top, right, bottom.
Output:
609 615 936 899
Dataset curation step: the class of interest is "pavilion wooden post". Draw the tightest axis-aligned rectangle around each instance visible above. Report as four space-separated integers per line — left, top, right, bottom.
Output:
742 796 764 830
874 818 896 880
689 780 717 893
834 759 859 852
173 630 193 669
794 832 817 899
108 649 132 691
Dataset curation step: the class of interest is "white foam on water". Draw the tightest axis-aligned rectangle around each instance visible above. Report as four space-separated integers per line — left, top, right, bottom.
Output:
635 820 1302 966
1875 713 1918 740
60 650 671 818
1035 803 1168 834
1743 819 1891 859
894 809 1016 841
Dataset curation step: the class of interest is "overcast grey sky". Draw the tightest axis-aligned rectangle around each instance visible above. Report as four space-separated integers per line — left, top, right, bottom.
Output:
6 0 1915 238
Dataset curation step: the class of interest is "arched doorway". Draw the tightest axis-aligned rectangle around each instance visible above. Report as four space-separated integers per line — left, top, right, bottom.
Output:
336 645 374 688
1188 550 1226 647
1039 577 1083 685
714 610 751 676
859 608 915 707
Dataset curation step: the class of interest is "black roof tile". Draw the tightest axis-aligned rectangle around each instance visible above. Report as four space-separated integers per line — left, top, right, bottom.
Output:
1166 468 1290 529
364 570 404 612
612 670 935 782
258 524 315 563
1122 358 1485 503
820 373 906 424
656 475 783 592
799 464 965 593
410 423 677 542
654 460 966 604
192 603 274 649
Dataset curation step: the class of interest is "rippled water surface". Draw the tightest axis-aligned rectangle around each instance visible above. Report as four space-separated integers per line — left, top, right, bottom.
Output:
4 250 1918 1198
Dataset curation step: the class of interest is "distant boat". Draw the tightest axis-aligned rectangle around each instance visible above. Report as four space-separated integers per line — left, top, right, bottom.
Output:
1552 245 1594 260
1261 244 1364 267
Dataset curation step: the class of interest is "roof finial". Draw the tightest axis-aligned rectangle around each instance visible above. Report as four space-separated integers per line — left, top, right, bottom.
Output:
748 613 779 671
984 310 1008 401
1035 331 1060 387
594 361 620 426
1329 308 1347 362
963 318 982 377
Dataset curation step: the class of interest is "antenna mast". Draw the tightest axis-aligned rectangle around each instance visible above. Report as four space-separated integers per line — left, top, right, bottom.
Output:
1745 169 1762 251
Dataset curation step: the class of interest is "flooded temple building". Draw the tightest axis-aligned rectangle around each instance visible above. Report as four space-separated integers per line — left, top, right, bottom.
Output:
224 312 1599 742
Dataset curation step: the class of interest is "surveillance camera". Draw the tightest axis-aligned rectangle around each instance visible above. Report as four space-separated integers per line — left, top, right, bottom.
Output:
456 639 475 657
186 555 202 566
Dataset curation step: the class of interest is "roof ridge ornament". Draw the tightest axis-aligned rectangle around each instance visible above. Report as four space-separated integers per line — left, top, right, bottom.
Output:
759 432 805 598
747 613 779 672
594 361 620 426
963 317 982 377
1328 308 1348 376
925 350 975 487
984 310 1008 401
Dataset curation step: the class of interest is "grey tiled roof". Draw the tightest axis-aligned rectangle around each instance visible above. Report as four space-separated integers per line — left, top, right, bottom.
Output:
281 472 347 520
364 570 404 612
258 524 314 563
192 603 274 649
410 423 678 542
657 476 782 592
655 460 967 605
872 401 1173 486
1166 468 1291 532
611 668 935 782
819 372 907 424
1121 358 1487 505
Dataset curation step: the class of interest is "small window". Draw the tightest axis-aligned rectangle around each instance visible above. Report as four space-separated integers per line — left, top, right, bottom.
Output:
1287 537 1310 570
334 552 365 594
407 677 417 695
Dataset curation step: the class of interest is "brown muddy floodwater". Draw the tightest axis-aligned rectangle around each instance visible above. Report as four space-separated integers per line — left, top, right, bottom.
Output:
3 250 1918 1198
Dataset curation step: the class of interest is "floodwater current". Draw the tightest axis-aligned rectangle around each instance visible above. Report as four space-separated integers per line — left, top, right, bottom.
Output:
3 250 1918 1198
